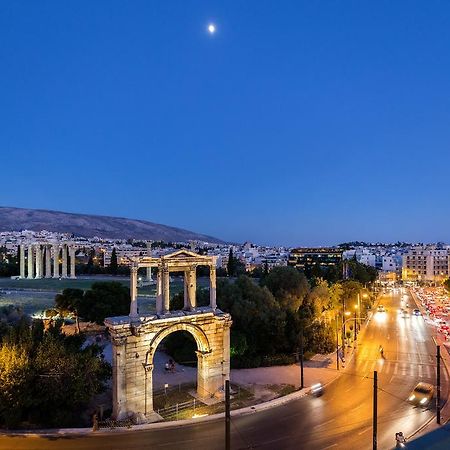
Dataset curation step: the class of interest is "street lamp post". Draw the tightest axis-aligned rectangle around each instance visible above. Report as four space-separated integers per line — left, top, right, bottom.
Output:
336 314 340 370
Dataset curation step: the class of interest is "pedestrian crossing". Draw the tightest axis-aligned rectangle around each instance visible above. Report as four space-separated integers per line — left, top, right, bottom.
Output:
352 358 449 382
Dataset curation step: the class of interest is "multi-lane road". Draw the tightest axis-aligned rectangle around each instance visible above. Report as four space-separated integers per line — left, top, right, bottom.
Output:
1 289 447 449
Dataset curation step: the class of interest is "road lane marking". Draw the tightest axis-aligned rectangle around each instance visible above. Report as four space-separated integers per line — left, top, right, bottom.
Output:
158 439 195 447
393 363 398 375
418 364 423 377
358 426 371 435
410 364 415 377
313 418 336 429
401 363 407 376
322 444 338 449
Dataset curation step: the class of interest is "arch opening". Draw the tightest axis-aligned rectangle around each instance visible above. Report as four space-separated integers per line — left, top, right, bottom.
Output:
143 323 213 417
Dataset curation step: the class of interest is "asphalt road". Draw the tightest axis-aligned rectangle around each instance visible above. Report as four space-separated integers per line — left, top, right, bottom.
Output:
1 289 447 450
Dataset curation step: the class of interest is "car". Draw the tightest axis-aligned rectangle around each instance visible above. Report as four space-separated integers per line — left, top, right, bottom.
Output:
408 382 434 407
310 383 324 397
377 305 386 313
402 309 410 318
413 309 421 316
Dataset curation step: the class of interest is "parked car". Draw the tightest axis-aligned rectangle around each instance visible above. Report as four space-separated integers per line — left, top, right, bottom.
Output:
413 309 421 316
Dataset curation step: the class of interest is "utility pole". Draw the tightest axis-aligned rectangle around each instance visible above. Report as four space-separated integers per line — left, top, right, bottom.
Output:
225 379 231 450
373 370 377 450
300 333 304 389
437 345 441 425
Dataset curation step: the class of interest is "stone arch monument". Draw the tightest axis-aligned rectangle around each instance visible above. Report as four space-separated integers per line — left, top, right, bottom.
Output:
105 250 232 422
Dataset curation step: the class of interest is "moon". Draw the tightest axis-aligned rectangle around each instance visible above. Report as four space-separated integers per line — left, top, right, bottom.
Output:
208 23 216 34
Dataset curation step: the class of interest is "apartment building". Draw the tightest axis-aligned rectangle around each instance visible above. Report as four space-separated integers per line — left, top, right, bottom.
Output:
402 246 449 282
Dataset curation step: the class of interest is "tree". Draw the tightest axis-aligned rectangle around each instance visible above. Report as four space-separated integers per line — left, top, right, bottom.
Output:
262 266 310 312
0 344 32 427
109 247 118 275
55 288 84 333
80 282 130 324
227 248 236 276
444 278 450 293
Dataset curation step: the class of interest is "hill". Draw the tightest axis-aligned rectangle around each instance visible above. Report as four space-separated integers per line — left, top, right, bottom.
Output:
0 206 223 243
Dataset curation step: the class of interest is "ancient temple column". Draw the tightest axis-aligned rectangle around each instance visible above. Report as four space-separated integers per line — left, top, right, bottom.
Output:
129 265 138 318
35 245 42 278
188 267 197 309
156 269 163 314
69 246 76 278
45 245 52 278
27 245 34 279
210 265 217 309
53 244 60 278
146 242 153 282
61 244 68 278
19 244 25 278
163 267 170 312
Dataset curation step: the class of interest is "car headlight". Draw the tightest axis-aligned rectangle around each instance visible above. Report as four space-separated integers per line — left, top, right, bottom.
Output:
409 395 415 401
420 398 428 405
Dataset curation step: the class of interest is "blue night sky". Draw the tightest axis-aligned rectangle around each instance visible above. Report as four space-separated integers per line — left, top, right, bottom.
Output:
1 1 450 246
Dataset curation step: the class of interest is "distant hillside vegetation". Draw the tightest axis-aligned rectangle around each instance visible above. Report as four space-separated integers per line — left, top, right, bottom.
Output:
0 206 223 243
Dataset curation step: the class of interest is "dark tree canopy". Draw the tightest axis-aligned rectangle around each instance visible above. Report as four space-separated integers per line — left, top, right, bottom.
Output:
262 266 310 312
0 319 110 428
81 282 130 324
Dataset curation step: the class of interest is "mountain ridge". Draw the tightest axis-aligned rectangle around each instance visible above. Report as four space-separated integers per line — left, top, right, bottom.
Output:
0 206 224 243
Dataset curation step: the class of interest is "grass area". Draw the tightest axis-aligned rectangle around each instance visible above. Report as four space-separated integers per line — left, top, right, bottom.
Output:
153 383 196 410
155 383 256 421
265 383 297 397
0 275 211 293
0 276 212 315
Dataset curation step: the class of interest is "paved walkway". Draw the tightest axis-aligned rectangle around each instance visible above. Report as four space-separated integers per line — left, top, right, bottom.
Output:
88 334 340 393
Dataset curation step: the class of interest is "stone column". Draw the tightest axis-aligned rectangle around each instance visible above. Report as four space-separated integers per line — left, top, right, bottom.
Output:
210 265 217 309
53 245 60 278
143 363 154 416
19 245 25 278
45 245 52 278
130 265 138 318
146 242 153 282
163 267 170 312
27 245 34 279
61 244 68 278
196 351 211 399
69 246 76 278
183 271 189 310
40 247 45 276
35 245 42 278
111 336 128 420
156 269 163 314
188 267 197 309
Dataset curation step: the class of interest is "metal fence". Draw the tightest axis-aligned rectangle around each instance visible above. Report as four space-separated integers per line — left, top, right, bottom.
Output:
98 417 133 429
156 399 198 420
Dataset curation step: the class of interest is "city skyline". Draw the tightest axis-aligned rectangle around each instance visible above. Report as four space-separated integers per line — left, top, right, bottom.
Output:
2 1 450 246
